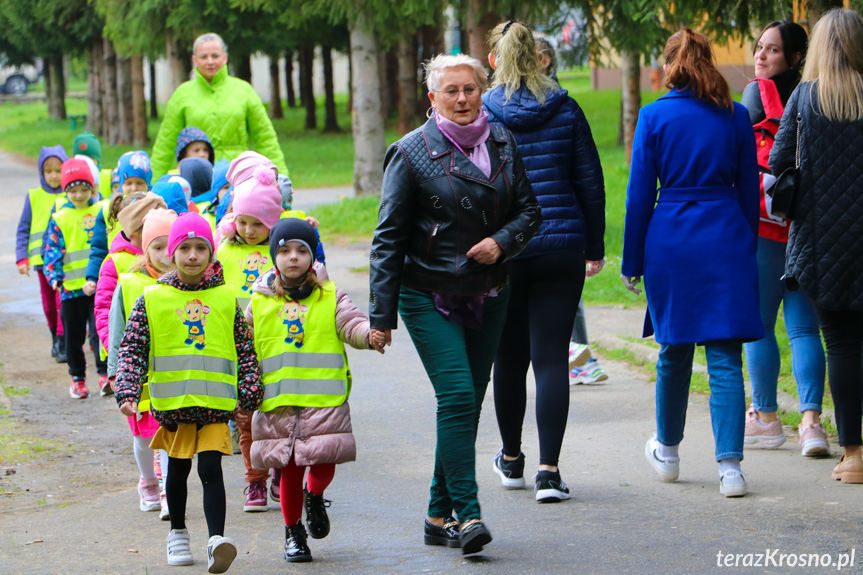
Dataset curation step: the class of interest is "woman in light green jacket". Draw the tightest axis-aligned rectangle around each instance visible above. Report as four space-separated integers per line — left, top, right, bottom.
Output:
150 33 288 179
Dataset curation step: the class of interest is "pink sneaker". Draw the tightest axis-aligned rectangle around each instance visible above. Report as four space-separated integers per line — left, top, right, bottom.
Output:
798 423 829 457
744 407 786 448
243 480 269 512
138 478 160 512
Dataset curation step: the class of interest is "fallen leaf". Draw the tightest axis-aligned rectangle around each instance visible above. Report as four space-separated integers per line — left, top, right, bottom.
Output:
128 549 138 553
33 539 43 543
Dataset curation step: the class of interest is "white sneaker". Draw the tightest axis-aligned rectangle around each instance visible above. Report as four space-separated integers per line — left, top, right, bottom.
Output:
645 435 679 482
159 490 170 521
207 536 237 574
568 344 591 370
166 528 193 566
719 470 747 498
138 478 160 512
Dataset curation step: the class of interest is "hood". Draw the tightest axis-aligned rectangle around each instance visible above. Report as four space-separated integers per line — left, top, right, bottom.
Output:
39 145 69 193
175 127 215 164
151 181 190 214
157 261 225 291
179 157 214 200
109 230 144 257
482 85 570 131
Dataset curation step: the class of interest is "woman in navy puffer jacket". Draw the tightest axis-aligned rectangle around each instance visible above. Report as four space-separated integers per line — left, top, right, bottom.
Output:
483 21 606 502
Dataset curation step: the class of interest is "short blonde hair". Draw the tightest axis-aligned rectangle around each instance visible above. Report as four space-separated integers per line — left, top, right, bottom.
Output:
424 54 488 93
193 33 228 56
802 9 863 121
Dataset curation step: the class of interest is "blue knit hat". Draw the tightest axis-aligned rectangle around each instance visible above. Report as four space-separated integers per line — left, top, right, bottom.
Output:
175 127 215 164
151 181 190 214
117 150 153 189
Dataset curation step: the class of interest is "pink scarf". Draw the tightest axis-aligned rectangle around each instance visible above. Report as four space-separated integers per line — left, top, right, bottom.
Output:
435 110 492 178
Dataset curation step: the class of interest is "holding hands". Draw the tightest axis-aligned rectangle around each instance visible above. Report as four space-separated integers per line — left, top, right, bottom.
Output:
370 328 390 354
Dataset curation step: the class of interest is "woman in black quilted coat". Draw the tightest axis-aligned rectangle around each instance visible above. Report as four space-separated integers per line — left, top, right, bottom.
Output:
770 8 863 485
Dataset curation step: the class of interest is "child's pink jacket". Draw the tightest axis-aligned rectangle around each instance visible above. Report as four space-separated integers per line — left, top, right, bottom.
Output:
95 232 142 347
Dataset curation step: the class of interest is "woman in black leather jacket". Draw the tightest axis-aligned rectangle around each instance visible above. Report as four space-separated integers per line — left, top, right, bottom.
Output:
369 53 540 554
771 8 863 485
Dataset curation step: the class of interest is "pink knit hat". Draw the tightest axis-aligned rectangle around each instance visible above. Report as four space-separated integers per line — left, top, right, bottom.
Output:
230 165 283 229
226 151 276 186
142 208 178 252
168 212 215 257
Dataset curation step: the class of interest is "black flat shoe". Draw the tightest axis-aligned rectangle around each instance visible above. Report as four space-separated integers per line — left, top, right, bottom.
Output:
424 517 461 548
459 519 492 555
304 489 331 539
284 522 312 563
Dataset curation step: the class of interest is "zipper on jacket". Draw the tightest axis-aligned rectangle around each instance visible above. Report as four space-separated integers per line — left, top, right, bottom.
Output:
424 223 441 261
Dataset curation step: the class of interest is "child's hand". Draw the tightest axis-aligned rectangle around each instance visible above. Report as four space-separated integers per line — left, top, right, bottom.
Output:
369 332 386 354
370 329 391 354
119 401 139 418
108 376 116 393
232 408 251 425
17 262 30 277
304 216 320 228
83 281 97 296
51 280 60 291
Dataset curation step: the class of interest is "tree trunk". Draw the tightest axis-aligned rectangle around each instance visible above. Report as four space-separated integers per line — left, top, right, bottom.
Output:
620 51 641 166
269 56 283 119
102 38 119 145
377 51 389 124
116 57 134 145
298 43 317 130
322 45 339 132
284 50 296 108
397 34 418 135
346 37 353 114
349 19 385 196
86 39 103 136
45 55 67 120
418 21 444 116
165 29 188 91
806 0 844 27
466 0 497 63
149 61 158 119
235 55 252 83
131 56 149 146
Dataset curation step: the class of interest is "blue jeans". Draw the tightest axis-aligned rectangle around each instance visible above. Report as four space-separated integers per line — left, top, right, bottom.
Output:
743 237 825 413
656 340 745 461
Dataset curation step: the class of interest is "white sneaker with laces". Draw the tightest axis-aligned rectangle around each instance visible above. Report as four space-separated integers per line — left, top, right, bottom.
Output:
207 535 237 574
645 435 679 482
568 344 591 370
166 528 193 566
719 470 747 498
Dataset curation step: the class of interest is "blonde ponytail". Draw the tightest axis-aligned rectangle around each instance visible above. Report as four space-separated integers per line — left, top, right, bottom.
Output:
488 21 557 104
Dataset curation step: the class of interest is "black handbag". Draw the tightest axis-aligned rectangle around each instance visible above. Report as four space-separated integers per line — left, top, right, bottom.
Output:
766 112 802 220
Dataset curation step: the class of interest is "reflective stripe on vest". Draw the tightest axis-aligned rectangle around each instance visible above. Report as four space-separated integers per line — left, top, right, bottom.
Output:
251 281 350 411
52 203 101 291
144 283 239 412
119 272 158 411
218 240 272 311
27 190 66 266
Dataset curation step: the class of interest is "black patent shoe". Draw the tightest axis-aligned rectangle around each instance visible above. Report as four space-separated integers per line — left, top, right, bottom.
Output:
304 489 331 539
424 517 461 548
459 519 492 555
56 337 67 364
284 522 313 563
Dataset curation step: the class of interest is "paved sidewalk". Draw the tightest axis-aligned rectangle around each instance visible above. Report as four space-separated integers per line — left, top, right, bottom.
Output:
0 150 861 574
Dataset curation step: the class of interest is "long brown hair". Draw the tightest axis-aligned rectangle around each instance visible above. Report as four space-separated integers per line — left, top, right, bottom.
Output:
664 28 732 110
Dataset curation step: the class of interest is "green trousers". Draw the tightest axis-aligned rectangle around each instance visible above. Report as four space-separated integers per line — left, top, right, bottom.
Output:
398 285 510 520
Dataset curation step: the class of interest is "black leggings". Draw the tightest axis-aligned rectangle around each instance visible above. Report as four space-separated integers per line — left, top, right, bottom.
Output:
167 451 226 537
60 295 106 379
493 251 585 467
815 307 863 447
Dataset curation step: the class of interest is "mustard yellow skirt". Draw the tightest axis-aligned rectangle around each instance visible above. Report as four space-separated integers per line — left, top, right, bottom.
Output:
149 422 233 459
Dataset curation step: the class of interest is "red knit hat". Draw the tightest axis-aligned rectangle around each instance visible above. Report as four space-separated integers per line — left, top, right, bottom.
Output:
60 158 95 192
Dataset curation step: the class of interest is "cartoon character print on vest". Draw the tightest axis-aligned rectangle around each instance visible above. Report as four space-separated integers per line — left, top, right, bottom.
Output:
241 251 269 292
277 300 308 348
80 213 97 244
176 299 210 350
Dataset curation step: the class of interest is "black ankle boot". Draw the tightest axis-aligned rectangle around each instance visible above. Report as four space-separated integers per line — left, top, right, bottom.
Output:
50 331 58 358
304 489 331 539
284 522 312 563
56 336 67 364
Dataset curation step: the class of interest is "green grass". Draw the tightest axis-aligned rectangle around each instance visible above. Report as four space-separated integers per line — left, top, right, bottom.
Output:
2 386 29 396
309 194 382 244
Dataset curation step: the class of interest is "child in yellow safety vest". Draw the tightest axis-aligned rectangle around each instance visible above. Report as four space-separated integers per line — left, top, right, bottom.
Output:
247 218 385 564
15 145 69 362
43 159 107 400
106 207 177 518
114 212 262 572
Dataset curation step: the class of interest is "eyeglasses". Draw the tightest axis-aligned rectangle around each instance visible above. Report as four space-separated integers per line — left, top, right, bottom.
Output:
436 85 479 99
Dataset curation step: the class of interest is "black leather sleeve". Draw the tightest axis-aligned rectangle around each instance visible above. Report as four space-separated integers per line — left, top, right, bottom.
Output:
490 141 542 260
570 103 606 261
368 144 414 330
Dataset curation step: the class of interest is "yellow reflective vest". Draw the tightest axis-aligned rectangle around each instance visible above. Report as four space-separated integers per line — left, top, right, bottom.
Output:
144 283 238 412
98 199 123 249
26 189 66 266
251 281 350 411
118 272 158 411
219 240 272 312
52 203 102 291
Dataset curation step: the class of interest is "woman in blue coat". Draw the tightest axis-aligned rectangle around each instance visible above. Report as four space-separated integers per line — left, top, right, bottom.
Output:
621 28 763 498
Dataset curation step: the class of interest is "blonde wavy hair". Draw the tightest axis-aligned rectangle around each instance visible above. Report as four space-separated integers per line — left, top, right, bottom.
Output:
802 9 863 121
487 21 557 104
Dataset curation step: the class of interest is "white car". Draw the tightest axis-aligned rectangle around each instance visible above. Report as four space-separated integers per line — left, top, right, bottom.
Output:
0 59 42 95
